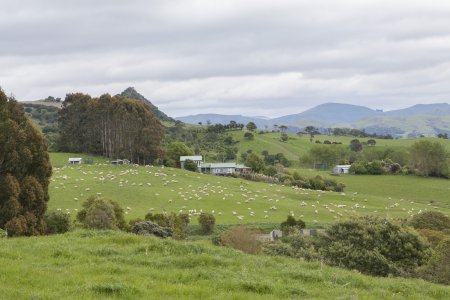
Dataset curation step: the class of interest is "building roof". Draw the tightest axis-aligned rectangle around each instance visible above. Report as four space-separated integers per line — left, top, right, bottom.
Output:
68 158 82 161
201 162 237 168
334 165 351 168
180 156 203 162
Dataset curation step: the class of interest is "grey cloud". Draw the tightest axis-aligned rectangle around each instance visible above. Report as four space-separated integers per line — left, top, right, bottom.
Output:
1 0 450 117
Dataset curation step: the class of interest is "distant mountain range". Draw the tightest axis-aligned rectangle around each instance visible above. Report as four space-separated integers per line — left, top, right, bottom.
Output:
177 103 450 138
20 90 450 138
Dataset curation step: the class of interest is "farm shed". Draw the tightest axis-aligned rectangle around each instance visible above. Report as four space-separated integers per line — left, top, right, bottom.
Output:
111 159 130 165
333 165 351 175
68 158 82 164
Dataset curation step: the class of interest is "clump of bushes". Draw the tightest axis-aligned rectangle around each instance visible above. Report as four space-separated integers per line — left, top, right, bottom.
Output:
45 211 71 234
0 228 6 238
350 160 385 175
319 216 430 277
76 197 126 230
418 237 450 285
131 221 173 238
280 215 305 235
292 175 345 192
183 159 198 172
263 234 320 262
409 211 450 232
198 213 216 234
145 212 190 239
220 226 261 254
417 229 448 248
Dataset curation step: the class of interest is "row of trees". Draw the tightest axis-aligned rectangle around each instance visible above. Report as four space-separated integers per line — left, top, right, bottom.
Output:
58 93 164 164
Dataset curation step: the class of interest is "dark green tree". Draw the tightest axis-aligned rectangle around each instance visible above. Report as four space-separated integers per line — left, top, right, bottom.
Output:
350 139 363 152
244 132 254 140
166 142 193 167
246 122 257 131
184 159 198 172
0 89 52 236
245 153 265 173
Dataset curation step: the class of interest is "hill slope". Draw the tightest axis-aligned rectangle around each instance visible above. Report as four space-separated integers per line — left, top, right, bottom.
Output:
0 230 448 299
118 87 175 122
48 151 450 226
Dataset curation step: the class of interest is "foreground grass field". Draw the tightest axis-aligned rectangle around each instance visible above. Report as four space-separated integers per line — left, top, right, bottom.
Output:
0 230 448 299
48 153 450 226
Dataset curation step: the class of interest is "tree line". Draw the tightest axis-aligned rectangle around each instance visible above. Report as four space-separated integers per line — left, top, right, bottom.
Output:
58 93 164 165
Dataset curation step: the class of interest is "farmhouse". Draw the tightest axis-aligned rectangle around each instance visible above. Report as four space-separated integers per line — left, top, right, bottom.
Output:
68 158 82 164
333 164 351 175
199 162 251 176
180 156 203 169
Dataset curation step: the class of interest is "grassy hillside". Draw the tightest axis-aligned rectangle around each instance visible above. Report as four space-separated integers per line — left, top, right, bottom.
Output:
230 131 450 161
0 230 448 299
48 153 450 226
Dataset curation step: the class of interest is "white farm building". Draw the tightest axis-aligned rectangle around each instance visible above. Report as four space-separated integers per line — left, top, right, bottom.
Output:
333 165 351 175
68 158 82 164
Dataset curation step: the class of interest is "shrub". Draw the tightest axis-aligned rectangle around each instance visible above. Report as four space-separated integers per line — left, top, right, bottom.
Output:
417 229 448 248
198 213 216 235
390 163 401 173
320 216 430 277
0 228 6 238
244 132 254 140
145 212 189 239
264 166 277 177
419 237 450 284
183 159 198 172
263 242 294 257
76 197 126 230
131 221 172 238
409 211 450 232
280 216 306 235
221 227 261 254
45 211 71 234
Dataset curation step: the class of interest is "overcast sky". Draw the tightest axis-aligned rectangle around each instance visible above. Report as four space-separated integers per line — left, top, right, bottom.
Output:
1 0 450 117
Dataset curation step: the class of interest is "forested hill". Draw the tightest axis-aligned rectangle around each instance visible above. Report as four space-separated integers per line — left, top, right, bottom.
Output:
118 87 175 122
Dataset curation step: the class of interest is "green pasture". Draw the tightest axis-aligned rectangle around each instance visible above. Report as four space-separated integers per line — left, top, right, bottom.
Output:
48 153 450 226
0 230 448 299
230 131 450 160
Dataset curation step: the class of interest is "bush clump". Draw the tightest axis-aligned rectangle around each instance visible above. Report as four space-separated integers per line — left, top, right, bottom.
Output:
131 221 173 238
198 213 216 234
418 237 450 285
280 215 305 235
409 211 450 232
183 159 198 172
76 197 126 230
320 216 430 277
145 212 189 239
45 211 71 234
0 228 6 238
